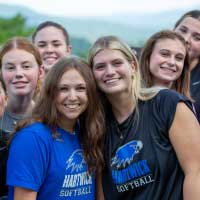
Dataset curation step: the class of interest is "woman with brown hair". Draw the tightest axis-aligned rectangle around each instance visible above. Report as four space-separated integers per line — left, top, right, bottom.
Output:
174 10 200 120
140 30 192 101
7 56 104 200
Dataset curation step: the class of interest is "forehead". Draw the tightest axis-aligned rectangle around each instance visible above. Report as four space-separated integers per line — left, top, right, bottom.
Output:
93 49 126 64
177 17 200 33
153 38 186 53
59 68 86 84
34 26 66 43
2 49 37 64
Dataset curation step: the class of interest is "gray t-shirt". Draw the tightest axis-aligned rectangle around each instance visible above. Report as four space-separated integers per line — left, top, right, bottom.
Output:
0 109 30 140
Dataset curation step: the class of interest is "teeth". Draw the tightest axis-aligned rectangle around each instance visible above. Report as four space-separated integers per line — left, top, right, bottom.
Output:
105 79 119 84
64 104 79 109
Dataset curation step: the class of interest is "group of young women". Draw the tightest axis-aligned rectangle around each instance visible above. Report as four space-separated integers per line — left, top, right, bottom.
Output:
0 9 200 200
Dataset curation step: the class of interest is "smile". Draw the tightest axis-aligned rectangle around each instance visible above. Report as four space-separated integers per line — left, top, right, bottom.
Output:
160 67 176 72
63 103 80 109
104 78 120 84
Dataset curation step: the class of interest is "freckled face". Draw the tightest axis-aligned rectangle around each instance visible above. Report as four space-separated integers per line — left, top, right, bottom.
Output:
1 49 42 97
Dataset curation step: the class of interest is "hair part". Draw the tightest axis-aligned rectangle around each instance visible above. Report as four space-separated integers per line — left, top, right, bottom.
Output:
0 37 42 68
32 21 70 45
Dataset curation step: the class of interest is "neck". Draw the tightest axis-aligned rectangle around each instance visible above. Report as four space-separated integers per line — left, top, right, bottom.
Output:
153 81 172 89
58 117 76 133
107 92 135 124
189 58 199 71
7 95 34 115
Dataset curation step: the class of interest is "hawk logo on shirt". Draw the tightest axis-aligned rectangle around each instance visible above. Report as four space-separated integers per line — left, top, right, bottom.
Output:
66 149 87 173
111 140 143 169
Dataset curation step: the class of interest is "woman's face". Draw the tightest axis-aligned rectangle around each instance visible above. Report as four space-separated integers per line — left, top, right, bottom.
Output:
55 68 88 124
34 26 71 73
175 17 200 62
92 49 135 96
149 38 186 87
0 82 6 117
1 49 43 98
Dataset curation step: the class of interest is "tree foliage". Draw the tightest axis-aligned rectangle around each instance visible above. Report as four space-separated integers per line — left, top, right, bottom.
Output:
0 13 34 44
0 14 91 58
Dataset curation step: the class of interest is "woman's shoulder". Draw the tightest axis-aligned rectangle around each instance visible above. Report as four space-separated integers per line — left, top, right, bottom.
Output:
12 122 52 143
153 88 189 103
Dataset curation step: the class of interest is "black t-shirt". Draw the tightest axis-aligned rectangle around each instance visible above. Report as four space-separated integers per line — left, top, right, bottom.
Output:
190 61 200 122
102 89 192 200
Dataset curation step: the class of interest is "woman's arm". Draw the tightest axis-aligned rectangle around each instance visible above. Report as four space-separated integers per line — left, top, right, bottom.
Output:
14 187 37 200
96 172 105 200
169 102 200 200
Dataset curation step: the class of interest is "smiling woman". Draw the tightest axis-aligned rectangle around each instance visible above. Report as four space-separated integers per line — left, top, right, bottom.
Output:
88 35 200 200
140 30 192 101
0 37 44 199
6 56 105 200
32 21 71 74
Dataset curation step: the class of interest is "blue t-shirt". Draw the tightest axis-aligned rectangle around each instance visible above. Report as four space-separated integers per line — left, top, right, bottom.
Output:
7 122 95 200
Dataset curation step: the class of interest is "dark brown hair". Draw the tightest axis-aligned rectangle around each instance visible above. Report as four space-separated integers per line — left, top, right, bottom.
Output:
32 21 70 46
174 10 200 28
140 30 192 101
16 56 105 174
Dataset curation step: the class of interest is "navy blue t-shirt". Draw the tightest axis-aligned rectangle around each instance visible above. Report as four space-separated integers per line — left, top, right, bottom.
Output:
102 89 193 200
7 122 95 200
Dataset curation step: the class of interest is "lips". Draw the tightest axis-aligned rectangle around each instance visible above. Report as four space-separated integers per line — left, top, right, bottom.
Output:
160 67 176 73
12 81 28 87
63 103 80 109
43 57 58 65
104 78 120 84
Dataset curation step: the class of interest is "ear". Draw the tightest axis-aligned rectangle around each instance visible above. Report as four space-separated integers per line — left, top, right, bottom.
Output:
67 45 72 54
130 61 136 74
39 65 45 79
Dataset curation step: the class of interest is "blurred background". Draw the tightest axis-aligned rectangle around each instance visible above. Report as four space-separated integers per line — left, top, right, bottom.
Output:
0 0 199 58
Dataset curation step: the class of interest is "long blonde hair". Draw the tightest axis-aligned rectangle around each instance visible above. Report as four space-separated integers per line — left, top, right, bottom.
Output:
88 35 159 119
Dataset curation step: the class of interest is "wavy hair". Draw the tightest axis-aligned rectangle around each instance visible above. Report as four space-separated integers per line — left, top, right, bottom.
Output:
15 56 105 174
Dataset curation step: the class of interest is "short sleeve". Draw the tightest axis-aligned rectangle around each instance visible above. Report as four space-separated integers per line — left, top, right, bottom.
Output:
152 89 193 136
7 123 51 191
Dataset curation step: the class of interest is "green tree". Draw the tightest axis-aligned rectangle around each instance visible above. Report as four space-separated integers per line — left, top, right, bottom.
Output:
0 13 34 44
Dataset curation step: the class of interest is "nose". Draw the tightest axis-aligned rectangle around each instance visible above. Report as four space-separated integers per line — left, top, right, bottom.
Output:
15 67 24 79
168 56 176 67
105 64 115 76
183 33 191 45
68 89 77 100
46 44 54 53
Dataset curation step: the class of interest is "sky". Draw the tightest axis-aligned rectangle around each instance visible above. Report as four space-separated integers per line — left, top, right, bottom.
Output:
0 0 199 16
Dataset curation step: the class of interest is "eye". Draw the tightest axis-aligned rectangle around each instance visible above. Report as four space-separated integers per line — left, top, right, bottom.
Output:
53 43 62 47
175 55 184 61
76 86 86 92
193 34 200 41
94 64 106 71
58 86 69 92
112 60 122 66
22 64 31 69
4 65 15 71
37 43 46 48
178 27 187 34
160 51 170 57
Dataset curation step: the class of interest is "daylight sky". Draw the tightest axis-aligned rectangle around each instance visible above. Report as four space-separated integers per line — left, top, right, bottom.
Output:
0 0 199 16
